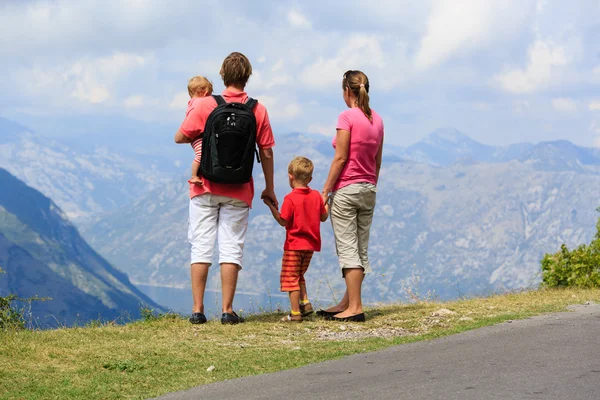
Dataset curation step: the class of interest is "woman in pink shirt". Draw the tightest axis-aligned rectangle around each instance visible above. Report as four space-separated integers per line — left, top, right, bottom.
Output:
319 70 384 322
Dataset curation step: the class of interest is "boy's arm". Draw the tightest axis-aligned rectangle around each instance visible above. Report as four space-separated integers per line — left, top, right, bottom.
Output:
264 199 287 227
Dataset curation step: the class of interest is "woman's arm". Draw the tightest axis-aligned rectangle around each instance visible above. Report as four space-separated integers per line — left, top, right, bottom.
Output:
322 129 350 198
375 137 384 183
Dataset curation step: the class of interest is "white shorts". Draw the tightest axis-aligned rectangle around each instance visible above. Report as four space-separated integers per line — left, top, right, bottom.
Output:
188 193 250 268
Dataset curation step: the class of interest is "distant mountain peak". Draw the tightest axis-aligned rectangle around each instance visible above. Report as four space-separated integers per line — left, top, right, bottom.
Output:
425 127 474 145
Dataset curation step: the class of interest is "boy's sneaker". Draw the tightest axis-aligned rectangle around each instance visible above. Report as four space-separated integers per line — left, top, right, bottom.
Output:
299 302 314 317
280 313 302 323
189 312 207 324
221 311 244 325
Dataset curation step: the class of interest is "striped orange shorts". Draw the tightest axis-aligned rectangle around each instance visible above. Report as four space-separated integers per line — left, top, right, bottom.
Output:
280 250 314 292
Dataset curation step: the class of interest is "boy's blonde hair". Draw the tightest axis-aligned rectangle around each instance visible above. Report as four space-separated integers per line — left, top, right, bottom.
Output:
188 76 213 97
288 156 314 185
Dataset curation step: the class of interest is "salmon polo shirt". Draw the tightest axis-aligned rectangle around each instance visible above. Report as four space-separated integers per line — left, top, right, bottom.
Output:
179 89 275 207
280 187 326 251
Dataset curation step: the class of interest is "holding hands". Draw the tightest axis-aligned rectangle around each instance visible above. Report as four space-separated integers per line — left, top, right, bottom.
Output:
261 188 279 209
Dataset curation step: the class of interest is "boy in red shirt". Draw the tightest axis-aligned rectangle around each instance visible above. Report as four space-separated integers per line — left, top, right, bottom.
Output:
264 156 328 322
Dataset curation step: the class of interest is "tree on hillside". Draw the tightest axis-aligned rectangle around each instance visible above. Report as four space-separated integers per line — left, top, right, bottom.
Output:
0 267 24 329
541 208 600 288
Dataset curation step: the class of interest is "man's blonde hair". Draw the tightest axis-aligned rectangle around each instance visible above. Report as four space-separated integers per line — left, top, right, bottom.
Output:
188 76 213 97
288 156 314 185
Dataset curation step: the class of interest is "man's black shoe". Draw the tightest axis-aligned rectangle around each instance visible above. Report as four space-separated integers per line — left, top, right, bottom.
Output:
221 311 244 325
189 312 207 324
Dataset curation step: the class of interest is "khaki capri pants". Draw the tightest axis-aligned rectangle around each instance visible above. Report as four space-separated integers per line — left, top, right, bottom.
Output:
329 183 377 275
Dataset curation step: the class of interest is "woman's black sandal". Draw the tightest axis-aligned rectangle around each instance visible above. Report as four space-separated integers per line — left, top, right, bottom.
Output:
332 313 366 322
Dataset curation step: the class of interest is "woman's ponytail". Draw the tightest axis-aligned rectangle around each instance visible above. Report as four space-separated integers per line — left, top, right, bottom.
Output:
357 84 372 121
343 70 373 121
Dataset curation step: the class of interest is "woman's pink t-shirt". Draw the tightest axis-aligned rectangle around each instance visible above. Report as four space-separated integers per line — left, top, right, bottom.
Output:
179 89 275 207
333 108 384 191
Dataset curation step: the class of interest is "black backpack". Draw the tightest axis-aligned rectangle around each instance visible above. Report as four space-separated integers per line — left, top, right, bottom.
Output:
199 95 260 184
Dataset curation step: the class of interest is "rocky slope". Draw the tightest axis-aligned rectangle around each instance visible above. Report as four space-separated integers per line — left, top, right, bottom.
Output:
0 117 182 223
0 168 162 327
83 132 600 302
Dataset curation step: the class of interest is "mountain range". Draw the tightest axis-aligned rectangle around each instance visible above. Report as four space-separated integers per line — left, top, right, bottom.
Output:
0 117 184 223
0 167 161 327
2 116 600 307
81 130 600 302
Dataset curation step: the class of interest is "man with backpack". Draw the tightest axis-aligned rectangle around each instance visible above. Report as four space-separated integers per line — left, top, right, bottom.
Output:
174 52 277 325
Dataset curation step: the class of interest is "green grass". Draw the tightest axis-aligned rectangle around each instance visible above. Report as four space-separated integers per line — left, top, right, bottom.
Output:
1 287 599 400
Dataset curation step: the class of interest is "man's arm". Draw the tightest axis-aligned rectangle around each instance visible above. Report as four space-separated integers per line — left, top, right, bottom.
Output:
174 130 193 144
259 147 278 208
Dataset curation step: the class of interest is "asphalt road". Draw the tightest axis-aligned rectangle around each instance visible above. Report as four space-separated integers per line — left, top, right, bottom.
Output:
156 303 600 400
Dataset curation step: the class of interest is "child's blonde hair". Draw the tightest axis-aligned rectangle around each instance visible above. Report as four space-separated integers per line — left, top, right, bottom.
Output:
188 76 213 97
288 156 314 185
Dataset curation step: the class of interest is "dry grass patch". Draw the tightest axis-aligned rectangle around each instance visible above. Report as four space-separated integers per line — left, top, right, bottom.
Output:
1 288 599 400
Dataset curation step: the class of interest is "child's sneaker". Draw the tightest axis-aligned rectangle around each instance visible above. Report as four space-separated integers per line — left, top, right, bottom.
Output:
299 302 314 317
280 313 302 323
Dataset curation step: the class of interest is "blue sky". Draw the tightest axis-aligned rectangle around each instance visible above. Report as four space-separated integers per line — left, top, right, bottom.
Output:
1 0 600 147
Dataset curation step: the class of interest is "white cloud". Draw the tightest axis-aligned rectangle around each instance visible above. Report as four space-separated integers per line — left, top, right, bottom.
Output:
552 98 577 112
591 121 600 147
494 40 568 94
0 1 598 147
248 70 293 91
513 100 531 114
272 59 284 73
415 0 491 70
257 95 302 121
267 75 292 89
536 0 548 12
169 91 189 110
18 52 148 106
72 81 110 104
288 10 311 29
300 34 385 89
472 102 492 111
124 95 145 108
414 0 528 71
307 123 336 136
590 101 600 111
69 53 146 104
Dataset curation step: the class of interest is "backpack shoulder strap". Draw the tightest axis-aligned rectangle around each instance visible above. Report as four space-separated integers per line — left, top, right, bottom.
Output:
213 95 226 106
244 97 258 110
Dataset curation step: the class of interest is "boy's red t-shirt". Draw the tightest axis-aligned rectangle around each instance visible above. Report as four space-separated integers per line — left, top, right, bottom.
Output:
279 187 326 252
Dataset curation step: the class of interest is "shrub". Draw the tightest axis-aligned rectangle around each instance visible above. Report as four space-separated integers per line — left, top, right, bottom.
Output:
0 267 49 330
0 267 25 330
541 208 600 288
